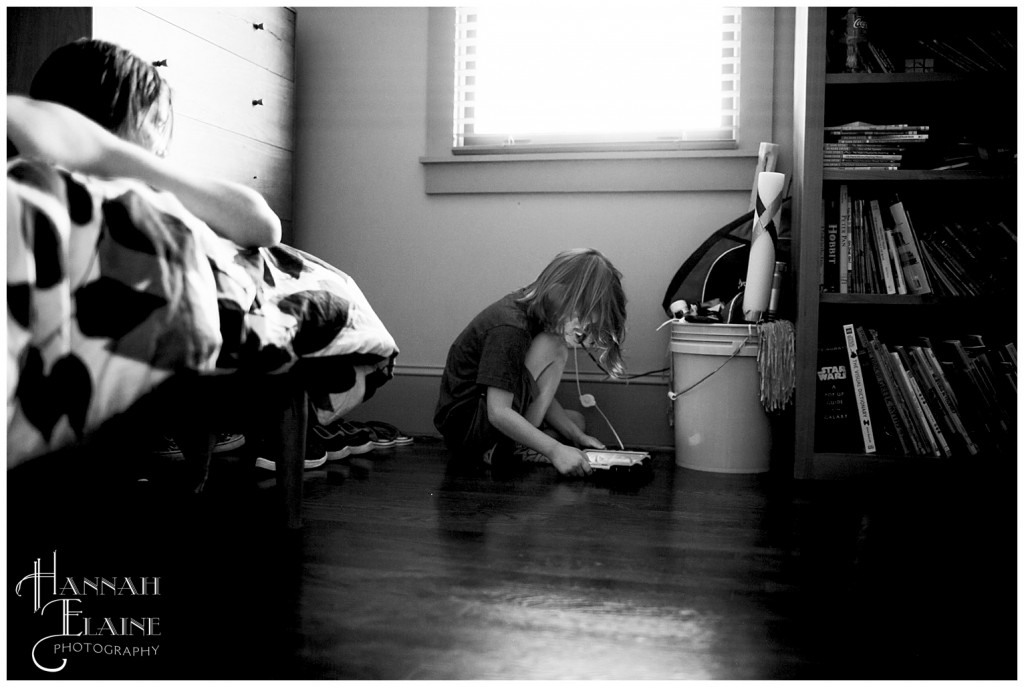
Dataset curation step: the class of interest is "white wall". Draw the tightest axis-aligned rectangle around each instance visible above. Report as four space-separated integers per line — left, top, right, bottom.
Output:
293 7 795 447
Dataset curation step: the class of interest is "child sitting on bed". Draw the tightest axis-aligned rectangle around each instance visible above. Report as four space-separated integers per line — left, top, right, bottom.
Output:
6 39 290 468
434 248 627 477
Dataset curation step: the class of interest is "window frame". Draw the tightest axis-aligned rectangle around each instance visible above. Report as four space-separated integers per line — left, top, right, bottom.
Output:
421 6 775 194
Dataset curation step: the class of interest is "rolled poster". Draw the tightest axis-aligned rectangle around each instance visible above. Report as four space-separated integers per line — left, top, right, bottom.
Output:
742 171 785 322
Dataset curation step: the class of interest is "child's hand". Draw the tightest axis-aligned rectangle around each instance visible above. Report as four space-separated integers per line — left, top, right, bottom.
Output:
549 444 593 477
576 434 605 450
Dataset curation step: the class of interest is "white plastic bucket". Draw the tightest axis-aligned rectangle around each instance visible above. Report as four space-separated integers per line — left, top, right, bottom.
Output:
670 322 771 473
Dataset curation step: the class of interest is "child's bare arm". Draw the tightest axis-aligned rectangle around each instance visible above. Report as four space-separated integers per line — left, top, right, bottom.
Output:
7 95 281 248
486 387 592 476
545 397 604 449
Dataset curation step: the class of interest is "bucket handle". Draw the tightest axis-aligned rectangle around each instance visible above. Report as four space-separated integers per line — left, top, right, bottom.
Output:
668 334 752 402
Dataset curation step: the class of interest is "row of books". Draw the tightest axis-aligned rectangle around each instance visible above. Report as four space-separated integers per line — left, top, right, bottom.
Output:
854 34 1014 75
830 8 1015 74
816 326 1016 457
824 123 930 170
916 216 1016 298
818 189 1016 297
916 29 1015 74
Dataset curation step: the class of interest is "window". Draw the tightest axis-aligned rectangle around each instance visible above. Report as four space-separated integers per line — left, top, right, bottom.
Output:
422 7 776 194
453 6 742 154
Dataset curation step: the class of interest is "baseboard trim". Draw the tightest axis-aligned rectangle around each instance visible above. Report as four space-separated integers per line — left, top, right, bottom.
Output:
394 363 669 387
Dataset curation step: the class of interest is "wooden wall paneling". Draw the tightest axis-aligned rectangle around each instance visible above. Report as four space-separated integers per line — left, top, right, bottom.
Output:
92 7 295 151
172 116 295 222
133 6 295 80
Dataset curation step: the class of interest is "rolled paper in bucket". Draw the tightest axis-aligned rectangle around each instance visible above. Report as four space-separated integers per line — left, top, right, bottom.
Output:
742 171 785 322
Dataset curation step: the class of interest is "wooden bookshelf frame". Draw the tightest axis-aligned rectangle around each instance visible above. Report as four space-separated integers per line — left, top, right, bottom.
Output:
791 8 1016 479
792 7 827 480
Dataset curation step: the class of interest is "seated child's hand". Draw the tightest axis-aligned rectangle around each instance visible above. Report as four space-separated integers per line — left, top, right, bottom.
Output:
549 444 593 477
576 434 605 450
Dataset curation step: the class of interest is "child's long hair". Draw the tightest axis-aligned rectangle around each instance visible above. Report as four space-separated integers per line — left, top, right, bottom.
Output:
30 38 174 156
518 248 627 377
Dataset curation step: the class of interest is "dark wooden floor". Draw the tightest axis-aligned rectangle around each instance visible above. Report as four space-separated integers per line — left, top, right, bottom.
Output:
7 439 1017 680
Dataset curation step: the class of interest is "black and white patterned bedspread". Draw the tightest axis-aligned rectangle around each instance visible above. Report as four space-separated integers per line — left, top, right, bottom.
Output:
7 158 398 467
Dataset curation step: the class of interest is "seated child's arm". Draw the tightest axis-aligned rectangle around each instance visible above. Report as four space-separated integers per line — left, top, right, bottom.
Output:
545 398 605 450
6 95 281 248
486 387 592 477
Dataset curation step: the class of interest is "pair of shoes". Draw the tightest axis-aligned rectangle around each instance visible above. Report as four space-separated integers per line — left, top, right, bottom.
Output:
312 420 376 461
153 432 246 459
484 439 524 477
513 444 549 463
360 420 414 448
254 417 327 472
481 441 546 467
334 420 413 448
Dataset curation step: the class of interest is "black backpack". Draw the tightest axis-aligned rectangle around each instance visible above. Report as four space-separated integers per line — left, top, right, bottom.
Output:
661 209 753 318
661 199 791 318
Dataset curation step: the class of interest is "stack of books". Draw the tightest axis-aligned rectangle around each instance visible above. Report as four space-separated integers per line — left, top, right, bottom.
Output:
818 189 1016 297
815 326 1016 457
823 122 930 170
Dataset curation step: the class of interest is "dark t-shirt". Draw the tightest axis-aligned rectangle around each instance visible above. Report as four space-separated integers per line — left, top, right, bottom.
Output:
433 291 543 449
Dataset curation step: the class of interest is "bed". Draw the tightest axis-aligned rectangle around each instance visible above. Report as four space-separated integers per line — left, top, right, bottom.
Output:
7 157 399 476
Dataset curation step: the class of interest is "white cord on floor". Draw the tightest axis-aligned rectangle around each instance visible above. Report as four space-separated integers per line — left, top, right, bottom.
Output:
574 345 624 450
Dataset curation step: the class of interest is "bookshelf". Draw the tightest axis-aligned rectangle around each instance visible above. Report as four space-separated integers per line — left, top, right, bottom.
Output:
792 8 1016 479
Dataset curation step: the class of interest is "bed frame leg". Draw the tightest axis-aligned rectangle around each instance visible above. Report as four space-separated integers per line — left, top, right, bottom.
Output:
274 375 307 530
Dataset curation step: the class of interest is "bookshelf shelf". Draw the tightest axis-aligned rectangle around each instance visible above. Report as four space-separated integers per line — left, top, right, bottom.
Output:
809 451 982 479
810 452 907 479
819 293 984 307
823 169 1011 182
826 72 993 86
792 8 1016 480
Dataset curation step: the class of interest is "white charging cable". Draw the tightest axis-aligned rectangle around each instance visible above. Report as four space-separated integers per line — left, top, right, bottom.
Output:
574 345 625 450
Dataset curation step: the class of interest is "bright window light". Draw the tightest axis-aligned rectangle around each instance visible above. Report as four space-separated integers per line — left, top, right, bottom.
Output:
454 6 741 151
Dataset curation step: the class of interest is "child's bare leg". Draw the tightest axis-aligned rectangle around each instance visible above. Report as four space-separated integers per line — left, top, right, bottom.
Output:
523 332 568 428
559 409 587 436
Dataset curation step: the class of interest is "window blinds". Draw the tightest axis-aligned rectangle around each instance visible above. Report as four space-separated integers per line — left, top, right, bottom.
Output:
453 6 742 153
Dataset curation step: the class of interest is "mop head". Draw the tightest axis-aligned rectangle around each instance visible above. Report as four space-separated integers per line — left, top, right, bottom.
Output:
757 320 795 412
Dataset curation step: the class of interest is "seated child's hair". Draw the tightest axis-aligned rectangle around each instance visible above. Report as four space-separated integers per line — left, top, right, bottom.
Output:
29 38 174 156
517 248 627 377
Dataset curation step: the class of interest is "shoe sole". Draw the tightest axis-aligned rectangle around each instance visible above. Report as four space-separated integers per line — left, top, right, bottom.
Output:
370 437 412 447
212 435 246 453
254 454 327 471
347 441 375 455
326 446 351 462
361 422 413 448
254 457 276 471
